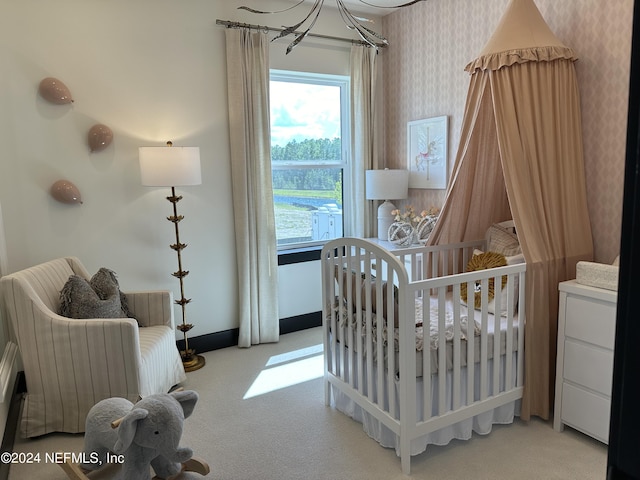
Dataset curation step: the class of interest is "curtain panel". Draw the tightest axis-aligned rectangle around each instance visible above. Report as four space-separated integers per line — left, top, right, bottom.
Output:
492 59 593 418
349 45 379 238
225 28 279 347
428 57 593 420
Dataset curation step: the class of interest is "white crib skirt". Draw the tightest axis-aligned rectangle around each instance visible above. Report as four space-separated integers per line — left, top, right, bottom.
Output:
330 353 521 456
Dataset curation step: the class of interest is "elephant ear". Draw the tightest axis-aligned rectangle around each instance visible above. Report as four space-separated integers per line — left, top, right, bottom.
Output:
113 408 149 454
171 390 199 419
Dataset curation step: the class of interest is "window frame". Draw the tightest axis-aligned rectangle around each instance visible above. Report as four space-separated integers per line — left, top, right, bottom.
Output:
269 69 352 253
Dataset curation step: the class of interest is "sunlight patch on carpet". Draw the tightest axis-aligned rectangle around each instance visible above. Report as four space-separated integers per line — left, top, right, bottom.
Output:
244 344 324 399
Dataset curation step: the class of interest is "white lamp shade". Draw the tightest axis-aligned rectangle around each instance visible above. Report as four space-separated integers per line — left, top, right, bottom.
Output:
139 146 202 187
365 169 409 200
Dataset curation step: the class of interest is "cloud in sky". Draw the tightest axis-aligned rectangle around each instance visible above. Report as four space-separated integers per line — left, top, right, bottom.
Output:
270 81 341 147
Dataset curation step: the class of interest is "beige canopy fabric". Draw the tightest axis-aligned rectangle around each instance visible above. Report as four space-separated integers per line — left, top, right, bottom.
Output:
428 0 593 420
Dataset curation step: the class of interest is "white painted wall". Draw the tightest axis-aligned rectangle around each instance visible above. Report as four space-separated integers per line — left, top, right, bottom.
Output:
0 0 381 341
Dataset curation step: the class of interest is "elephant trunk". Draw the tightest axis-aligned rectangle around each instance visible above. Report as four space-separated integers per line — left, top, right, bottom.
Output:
167 446 193 464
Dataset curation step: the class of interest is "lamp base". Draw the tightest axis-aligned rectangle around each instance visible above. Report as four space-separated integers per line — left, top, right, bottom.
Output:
377 200 397 240
181 349 206 372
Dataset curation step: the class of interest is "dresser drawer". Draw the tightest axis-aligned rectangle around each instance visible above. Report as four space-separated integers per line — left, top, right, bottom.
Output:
563 340 613 396
565 296 616 349
561 383 611 444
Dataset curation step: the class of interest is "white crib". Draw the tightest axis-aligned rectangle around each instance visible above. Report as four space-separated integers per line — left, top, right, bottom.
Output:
321 237 526 474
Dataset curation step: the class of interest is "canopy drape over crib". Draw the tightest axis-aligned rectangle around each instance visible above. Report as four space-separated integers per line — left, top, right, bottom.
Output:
427 0 594 420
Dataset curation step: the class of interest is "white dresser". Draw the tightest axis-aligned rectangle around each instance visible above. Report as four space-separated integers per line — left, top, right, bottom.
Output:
553 280 617 444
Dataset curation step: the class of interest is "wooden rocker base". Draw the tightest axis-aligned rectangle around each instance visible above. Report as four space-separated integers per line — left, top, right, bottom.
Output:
59 456 210 480
159 457 210 480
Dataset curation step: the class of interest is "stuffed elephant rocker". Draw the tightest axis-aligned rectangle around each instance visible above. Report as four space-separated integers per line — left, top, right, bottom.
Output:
80 390 201 480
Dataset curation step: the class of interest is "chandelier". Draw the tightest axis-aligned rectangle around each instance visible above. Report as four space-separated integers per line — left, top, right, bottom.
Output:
239 0 425 54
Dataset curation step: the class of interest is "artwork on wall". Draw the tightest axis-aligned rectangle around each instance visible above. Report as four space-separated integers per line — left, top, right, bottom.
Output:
407 116 448 189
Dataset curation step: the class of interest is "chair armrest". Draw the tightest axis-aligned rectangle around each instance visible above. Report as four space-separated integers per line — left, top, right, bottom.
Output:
16 309 145 397
124 290 175 329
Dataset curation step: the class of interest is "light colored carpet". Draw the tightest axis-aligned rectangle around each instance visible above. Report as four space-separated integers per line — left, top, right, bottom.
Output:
8 327 607 479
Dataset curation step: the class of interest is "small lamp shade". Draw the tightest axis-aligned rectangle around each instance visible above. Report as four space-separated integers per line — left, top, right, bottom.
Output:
365 169 409 240
365 169 409 200
139 146 202 187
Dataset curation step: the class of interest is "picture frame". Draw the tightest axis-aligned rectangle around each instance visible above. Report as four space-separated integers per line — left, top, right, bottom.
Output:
407 116 448 189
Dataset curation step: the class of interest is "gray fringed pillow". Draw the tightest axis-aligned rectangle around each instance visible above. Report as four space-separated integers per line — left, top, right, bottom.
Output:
59 268 136 322
90 268 135 319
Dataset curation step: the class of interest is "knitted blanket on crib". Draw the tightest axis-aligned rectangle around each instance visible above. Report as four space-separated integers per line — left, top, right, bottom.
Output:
331 298 481 352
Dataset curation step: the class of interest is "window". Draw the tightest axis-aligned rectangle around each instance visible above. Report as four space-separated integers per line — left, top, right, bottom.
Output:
270 70 350 249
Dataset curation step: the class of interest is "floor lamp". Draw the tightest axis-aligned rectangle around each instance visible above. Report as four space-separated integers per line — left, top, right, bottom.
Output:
139 141 205 372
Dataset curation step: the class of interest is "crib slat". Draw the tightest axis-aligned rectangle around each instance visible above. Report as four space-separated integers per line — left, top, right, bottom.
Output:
452 283 462 411
480 277 489 401
387 270 396 416
437 287 447 415
339 248 348 381
375 261 385 412
366 258 374 401
355 249 371 395
333 250 343 381
517 271 526 387
348 248 358 387
452 248 459 276
466 280 475 406
422 286 431 420
504 274 514 390
492 273 502 396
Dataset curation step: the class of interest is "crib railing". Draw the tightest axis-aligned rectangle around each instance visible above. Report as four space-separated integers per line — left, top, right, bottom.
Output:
322 238 407 430
389 239 486 283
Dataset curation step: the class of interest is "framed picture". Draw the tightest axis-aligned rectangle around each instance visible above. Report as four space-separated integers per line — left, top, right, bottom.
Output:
407 116 448 189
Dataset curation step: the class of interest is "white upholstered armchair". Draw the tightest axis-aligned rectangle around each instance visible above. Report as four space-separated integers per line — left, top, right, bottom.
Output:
0 257 186 437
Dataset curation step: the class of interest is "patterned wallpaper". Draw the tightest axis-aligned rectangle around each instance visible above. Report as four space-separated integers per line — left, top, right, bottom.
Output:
381 0 633 263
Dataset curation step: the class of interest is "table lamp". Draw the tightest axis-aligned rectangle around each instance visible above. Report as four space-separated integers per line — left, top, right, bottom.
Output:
365 169 409 240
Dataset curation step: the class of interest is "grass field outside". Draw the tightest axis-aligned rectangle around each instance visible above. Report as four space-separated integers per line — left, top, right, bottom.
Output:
273 189 341 244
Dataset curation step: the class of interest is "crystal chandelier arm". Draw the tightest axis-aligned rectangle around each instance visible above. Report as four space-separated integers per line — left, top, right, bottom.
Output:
237 0 307 15
337 0 389 47
237 0 425 53
272 0 323 41
357 0 425 7
273 0 325 54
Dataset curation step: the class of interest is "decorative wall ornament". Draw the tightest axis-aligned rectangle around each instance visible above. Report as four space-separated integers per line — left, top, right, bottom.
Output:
415 214 437 243
388 221 414 247
238 0 426 54
88 124 113 152
50 180 83 205
38 77 73 105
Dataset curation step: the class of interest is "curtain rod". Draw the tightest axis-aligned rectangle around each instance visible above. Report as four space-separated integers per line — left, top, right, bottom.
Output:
215 19 385 49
